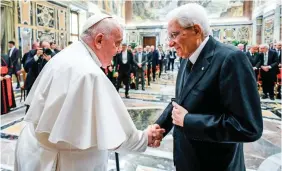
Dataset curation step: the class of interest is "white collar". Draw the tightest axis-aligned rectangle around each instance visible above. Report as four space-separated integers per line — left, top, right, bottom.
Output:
188 36 209 64
10 46 15 51
80 40 102 67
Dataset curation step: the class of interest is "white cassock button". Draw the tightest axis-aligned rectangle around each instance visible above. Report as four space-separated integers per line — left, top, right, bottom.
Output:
202 67 204 70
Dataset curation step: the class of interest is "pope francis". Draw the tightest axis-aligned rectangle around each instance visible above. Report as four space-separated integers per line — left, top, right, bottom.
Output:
14 13 165 171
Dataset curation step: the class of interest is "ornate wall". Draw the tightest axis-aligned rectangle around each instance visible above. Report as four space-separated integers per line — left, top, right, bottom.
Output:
211 25 252 43
15 0 69 55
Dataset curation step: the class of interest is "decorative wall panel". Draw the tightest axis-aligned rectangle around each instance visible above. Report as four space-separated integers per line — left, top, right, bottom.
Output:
36 4 55 28
237 27 249 41
264 17 274 44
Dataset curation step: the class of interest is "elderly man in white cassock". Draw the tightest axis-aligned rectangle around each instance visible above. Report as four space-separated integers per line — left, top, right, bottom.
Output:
14 13 165 171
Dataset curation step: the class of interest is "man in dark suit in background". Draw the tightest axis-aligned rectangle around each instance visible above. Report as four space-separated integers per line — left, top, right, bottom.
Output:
8 41 21 89
24 41 55 95
134 45 147 90
157 45 165 78
116 43 133 98
168 48 177 71
50 42 60 54
246 45 260 80
145 46 152 86
151 45 159 81
259 44 279 100
150 4 263 171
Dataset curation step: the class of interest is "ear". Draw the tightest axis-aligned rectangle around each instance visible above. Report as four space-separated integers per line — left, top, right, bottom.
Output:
94 33 104 49
193 24 203 37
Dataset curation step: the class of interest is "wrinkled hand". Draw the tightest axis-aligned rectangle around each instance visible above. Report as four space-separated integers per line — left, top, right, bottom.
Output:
43 54 51 61
261 66 269 72
172 102 188 127
147 124 165 148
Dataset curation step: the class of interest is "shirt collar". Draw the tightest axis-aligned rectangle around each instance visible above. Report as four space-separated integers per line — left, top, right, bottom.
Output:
188 36 209 64
80 40 102 67
10 46 15 51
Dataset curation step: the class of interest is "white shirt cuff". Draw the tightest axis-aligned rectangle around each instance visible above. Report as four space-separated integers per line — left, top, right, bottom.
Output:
34 55 39 61
268 66 272 69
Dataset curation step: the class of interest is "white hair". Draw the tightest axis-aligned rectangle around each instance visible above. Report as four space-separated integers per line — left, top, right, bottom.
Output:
80 18 121 40
167 3 210 37
259 44 269 49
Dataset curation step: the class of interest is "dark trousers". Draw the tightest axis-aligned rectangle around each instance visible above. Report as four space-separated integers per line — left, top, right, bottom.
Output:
262 78 275 98
158 60 163 78
168 59 175 71
152 66 156 81
117 72 130 95
135 69 145 89
147 66 151 85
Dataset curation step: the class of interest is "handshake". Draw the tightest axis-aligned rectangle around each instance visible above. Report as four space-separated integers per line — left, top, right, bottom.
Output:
146 124 166 148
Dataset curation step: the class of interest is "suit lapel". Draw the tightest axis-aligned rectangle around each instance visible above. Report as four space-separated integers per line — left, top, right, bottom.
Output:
176 59 186 101
178 36 216 104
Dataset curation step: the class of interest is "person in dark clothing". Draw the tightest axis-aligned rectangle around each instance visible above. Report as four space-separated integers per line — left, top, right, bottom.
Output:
150 4 263 171
21 42 39 73
116 43 134 98
145 46 152 86
246 45 260 80
50 42 61 54
168 48 177 71
259 44 279 100
8 41 21 89
157 45 165 78
151 45 159 81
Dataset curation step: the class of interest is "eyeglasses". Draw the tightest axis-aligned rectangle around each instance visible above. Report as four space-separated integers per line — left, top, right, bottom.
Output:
167 25 194 41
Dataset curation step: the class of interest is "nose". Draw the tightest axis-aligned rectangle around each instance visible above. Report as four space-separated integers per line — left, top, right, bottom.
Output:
168 40 175 47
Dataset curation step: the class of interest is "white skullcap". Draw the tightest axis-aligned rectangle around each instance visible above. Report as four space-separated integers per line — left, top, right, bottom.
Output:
81 13 112 34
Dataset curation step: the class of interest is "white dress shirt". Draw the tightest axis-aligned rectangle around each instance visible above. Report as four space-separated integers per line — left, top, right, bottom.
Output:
188 36 209 64
263 52 268 66
9 46 15 57
122 51 127 64
138 52 142 63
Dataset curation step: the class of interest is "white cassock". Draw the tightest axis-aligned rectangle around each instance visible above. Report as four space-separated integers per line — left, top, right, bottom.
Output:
14 40 148 171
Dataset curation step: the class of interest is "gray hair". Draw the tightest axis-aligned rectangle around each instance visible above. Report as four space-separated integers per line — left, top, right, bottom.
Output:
80 18 121 41
167 3 210 37
259 44 269 49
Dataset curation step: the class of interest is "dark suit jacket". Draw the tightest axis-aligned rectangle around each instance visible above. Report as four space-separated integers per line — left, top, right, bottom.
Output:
24 50 55 90
8 48 20 72
116 50 133 74
169 50 177 60
134 52 147 71
155 36 263 171
246 51 260 68
152 50 159 67
259 50 279 81
146 51 153 68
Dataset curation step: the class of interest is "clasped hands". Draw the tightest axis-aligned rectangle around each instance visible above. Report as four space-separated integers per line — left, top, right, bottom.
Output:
146 102 188 147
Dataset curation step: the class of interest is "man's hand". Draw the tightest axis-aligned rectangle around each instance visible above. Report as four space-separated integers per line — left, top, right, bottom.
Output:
138 64 142 68
4 75 11 79
146 124 165 148
172 102 188 127
253 67 257 70
113 72 118 78
43 54 51 61
261 66 269 72
108 66 113 72
36 49 43 56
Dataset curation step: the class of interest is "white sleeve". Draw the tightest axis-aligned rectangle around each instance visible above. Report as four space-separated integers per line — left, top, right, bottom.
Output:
114 130 148 153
